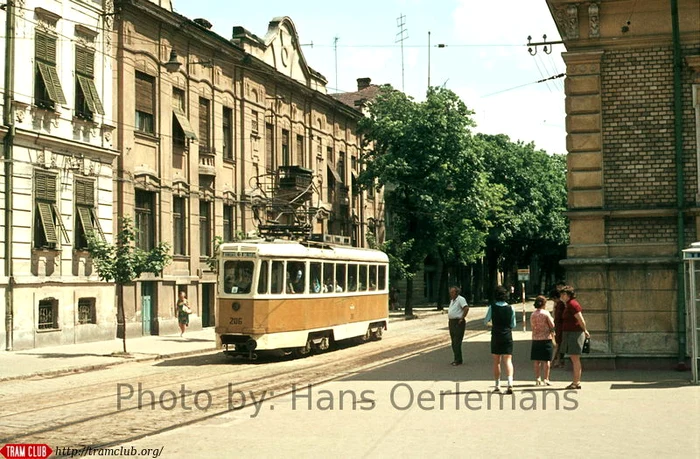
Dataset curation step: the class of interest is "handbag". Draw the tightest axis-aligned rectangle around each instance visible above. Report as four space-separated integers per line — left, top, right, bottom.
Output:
182 304 192 314
582 336 591 354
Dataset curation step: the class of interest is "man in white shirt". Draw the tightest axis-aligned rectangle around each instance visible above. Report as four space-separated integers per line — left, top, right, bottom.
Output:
447 286 469 366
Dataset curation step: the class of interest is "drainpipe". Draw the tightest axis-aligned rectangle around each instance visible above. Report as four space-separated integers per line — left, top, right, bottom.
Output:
671 0 686 369
3 0 15 351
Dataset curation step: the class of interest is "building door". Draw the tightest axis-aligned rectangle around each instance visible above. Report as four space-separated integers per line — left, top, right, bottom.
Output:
141 282 154 335
202 283 214 327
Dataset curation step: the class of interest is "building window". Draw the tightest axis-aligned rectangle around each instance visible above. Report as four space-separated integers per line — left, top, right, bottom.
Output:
172 88 196 151
296 134 304 166
78 297 96 325
281 129 290 166
74 47 104 120
223 107 233 161
199 98 211 153
223 204 234 242
34 171 68 249
75 178 104 250
173 196 186 255
199 200 212 257
135 72 155 134
338 151 346 183
135 190 155 251
351 155 357 172
251 110 259 135
327 146 333 165
265 123 274 173
38 298 58 330
35 32 66 110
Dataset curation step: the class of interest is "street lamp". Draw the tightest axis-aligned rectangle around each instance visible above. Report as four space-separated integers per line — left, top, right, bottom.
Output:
164 49 213 73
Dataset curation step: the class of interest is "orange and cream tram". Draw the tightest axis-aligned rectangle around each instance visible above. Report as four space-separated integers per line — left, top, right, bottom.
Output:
215 239 389 359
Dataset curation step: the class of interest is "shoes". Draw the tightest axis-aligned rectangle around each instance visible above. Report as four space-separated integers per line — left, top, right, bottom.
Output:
535 378 542 386
451 361 462 366
543 379 552 386
505 386 514 395
492 386 501 393
565 382 581 390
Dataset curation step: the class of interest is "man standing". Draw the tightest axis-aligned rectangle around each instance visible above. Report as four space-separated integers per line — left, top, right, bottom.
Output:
448 286 469 366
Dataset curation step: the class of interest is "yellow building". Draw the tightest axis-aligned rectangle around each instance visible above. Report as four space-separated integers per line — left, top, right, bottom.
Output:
114 0 384 337
547 0 700 363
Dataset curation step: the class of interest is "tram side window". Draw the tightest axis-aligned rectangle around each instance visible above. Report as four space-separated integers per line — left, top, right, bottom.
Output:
287 261 305 294
348 264 358 292
223 260 254 294
310 262 322 293
369 265 377 291
258 260 269 294
323 263 335 293
335 264 346 292
271 260 284 294
379 265 387 290
359 264 368 291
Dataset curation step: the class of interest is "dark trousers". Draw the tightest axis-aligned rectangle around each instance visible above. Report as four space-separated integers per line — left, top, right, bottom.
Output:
449 318 466 363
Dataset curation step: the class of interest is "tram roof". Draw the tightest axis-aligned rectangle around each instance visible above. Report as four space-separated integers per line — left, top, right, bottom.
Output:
218 239 389 263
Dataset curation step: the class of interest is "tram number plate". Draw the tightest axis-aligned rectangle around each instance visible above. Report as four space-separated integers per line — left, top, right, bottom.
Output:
229 317 243 325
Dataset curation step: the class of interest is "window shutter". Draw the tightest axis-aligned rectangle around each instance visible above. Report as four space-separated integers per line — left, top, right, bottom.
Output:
135 73 154 115
37 62 67 105
89 208 105 241
76 47 88 75
35 172 57 202
52 203 70 243
75 179 94 206
77 206 95 239
173 110 197 140
78 76 105 116
37 202 58 244
199 98 210 151
36 33 57 63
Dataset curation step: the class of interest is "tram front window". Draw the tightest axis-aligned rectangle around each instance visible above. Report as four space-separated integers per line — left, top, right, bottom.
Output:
223 260 254 294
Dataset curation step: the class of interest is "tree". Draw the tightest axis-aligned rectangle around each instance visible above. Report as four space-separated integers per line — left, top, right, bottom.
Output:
87 217 172 353
477 134 568 298
358 86 493 315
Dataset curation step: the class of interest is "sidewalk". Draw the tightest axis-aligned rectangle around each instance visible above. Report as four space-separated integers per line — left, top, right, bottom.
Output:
0 305 446 382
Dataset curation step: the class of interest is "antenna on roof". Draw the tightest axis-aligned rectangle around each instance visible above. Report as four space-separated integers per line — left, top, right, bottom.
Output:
333 36 339 93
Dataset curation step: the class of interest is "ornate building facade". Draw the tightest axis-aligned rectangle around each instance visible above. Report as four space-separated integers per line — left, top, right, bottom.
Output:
547 0 700 362
113 0 384 337
0 0 117 350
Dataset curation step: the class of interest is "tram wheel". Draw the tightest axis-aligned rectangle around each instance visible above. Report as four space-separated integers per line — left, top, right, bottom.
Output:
292 339 312 358
372 327 383 340
317 336 330 351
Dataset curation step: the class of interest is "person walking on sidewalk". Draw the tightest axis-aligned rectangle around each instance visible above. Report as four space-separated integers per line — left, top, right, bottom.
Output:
176 290 192 337
530 295 555 386
551 285 566 368
485 285 516 394
447 286 469 366
560 285 590 390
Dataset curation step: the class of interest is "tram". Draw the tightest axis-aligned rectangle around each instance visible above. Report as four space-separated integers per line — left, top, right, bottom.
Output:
215 239 389 359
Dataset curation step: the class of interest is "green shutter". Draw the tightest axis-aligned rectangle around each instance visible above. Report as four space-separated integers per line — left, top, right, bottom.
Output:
35 172 56 201
52 203 70 243
37 202 58 244
75 47 94 77
77 76 104 116
35 33 57 63
75 179 94 206
77 206 95 239
89 207 106 241
38 62 67 105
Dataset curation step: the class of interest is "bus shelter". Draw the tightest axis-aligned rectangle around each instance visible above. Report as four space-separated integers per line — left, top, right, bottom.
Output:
682 242 700 384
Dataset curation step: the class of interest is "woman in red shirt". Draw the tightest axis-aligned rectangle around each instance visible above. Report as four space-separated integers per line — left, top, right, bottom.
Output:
559 286 590 389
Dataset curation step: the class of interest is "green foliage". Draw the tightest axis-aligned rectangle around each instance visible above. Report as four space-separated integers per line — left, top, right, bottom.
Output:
358 86 493 278
86 217 172 285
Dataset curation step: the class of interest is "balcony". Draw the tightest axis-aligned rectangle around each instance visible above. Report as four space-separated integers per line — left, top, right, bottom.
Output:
199 152 216 176
276 165 313 202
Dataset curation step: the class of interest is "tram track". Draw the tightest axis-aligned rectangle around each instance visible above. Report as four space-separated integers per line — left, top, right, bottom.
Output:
0 318 487 448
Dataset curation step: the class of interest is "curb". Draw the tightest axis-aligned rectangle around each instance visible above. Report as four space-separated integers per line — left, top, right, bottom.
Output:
1 310 449 383
0 347 218 383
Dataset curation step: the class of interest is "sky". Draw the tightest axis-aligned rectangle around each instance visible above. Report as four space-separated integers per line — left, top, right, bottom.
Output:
172 0 567 155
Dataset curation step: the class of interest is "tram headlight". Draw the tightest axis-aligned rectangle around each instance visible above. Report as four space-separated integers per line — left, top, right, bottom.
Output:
232 302 241 311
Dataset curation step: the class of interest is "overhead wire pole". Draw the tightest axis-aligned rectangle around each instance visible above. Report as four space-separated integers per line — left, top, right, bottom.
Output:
427 31 431 90
396 13 407 92
333 36 339 93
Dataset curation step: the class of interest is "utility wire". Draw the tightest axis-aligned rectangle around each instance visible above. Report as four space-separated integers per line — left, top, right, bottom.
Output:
481 73 565 98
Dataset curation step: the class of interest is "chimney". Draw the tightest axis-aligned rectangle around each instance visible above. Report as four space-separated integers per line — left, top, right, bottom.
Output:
357 77 371 91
